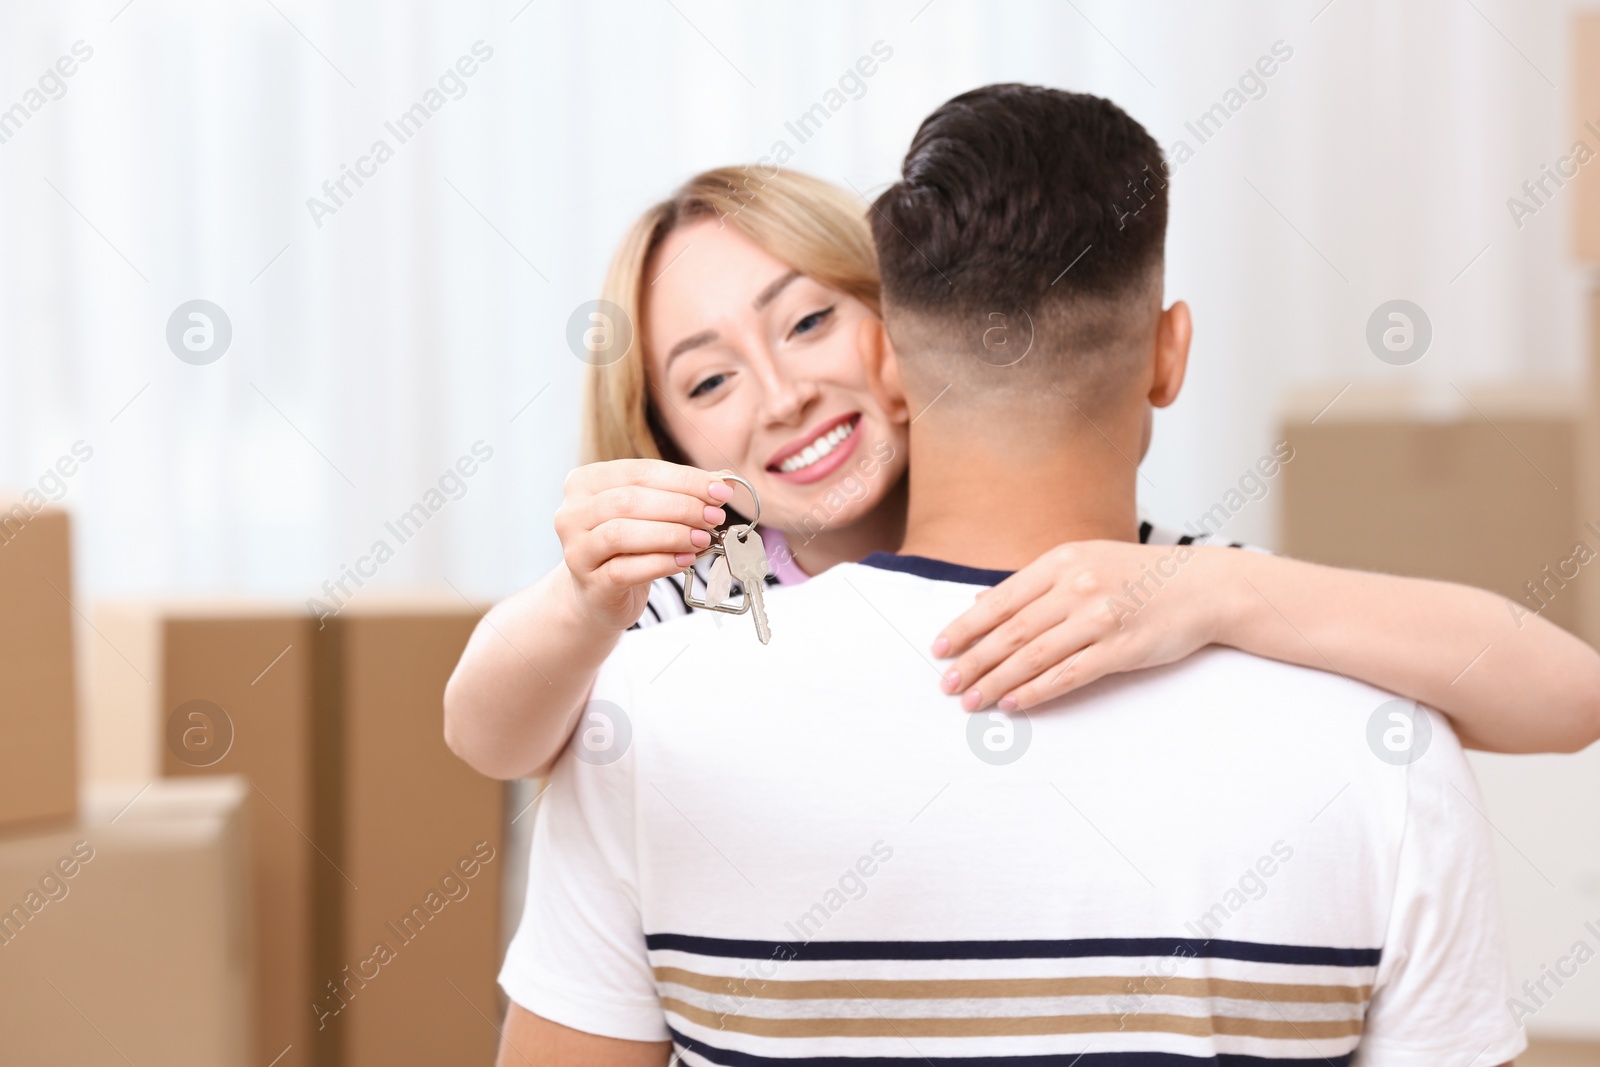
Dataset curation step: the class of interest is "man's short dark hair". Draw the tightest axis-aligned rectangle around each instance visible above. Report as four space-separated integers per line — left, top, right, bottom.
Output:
872 84 1168 401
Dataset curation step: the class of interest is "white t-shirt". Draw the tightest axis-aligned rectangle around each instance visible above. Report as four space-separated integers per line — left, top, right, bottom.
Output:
502 554 1524 1066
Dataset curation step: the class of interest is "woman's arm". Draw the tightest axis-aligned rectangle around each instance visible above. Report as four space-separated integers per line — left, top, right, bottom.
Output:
935 541 1600 755
444 564 620 779
1210 549 1600 753
444 460 731 779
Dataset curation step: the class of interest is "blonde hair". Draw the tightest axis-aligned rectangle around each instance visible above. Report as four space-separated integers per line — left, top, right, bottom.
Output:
582 167 880 465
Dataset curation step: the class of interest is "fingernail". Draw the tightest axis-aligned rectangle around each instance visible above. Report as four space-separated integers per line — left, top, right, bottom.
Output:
941 668 961 693
961 688 982 711
690 529 712 549
997 696 1019 712
931 636 950 657
704 505 726 525
708 482 733 502
674 552 696 566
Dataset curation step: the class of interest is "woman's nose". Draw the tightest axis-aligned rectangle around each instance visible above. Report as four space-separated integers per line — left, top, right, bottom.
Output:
745 343 814 425
765 379 805 423
761 369 822 426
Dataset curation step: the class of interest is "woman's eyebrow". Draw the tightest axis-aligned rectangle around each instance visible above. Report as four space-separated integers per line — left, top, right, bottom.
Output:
752 269 801 310
666 329 717 363
666 270 802 364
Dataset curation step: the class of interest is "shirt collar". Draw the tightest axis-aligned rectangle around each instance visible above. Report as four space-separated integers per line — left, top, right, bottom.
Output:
857 552 1013 588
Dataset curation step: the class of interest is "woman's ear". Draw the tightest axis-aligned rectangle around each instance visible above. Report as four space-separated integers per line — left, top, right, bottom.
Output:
860 316 911 424
1148 299 1192 409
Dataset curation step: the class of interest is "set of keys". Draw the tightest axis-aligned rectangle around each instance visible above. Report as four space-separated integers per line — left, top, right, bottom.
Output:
681 474 771 644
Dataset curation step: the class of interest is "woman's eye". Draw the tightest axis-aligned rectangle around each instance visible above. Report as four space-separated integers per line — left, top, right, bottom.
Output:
688 373 728 398
792 306 835 337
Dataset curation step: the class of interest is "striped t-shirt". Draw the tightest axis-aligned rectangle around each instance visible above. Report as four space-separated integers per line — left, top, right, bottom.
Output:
630 519 1245 629
504 554 1521 1065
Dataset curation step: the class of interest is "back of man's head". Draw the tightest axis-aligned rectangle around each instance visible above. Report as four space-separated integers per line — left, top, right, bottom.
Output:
872 85 1168 413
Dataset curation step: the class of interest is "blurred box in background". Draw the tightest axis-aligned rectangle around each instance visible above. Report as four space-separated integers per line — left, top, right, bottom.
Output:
89 603 316 1067
309 599 503 1067
0 777 253 1067
0 502 78 833
84 597 507 1067
1281 383 1591 642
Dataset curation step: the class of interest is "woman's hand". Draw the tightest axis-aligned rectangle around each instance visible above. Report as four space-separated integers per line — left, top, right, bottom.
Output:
555 459 734 631
932 540 1237 711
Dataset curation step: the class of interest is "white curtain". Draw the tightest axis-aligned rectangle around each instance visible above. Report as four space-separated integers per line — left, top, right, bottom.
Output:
0 0 1582 601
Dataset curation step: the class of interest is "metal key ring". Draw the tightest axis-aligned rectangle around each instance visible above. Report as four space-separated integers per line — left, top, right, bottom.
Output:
716 473 760 530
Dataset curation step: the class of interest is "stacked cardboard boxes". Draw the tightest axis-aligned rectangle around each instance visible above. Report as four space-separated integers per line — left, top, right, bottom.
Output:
0 510 262 1063
86 596 506 1067
89 604 318 1067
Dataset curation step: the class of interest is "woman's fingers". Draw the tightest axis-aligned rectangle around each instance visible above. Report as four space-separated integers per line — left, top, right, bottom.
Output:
581 485 727 532
932 564 1054 658
570 459 735 505
596 551 698 590
941 585 1091 698
953 614 1107 713
565 518 711 575
995 638 1120 712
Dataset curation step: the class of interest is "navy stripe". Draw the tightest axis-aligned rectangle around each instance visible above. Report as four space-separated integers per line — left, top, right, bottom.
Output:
1176 534 1196 546
646 933 1380 968
1138 520 1153 543
669 1027 1352 1067
858 552 1013 588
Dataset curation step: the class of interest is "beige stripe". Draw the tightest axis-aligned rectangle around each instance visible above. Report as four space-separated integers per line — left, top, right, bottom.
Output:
653 966 1371 1005
662 997 1364 1040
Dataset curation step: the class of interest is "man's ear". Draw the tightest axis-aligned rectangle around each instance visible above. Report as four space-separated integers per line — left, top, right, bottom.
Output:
1149 299 1191 409
860 316 911 424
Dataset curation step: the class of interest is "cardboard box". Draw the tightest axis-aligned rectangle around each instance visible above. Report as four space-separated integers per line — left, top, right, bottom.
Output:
0 777 253 1066
0 501 77 832
309 600 505 1067
87 603 317 1067
1281 384 1592 643
1575 12 1600 263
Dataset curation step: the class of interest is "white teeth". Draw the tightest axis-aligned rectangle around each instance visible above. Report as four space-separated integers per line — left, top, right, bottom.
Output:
778 419 858 473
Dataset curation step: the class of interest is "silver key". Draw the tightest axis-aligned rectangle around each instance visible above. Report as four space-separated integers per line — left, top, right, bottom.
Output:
722 523 771 644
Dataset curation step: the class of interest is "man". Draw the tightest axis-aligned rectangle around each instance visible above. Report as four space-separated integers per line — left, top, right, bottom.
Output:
496 85 1523 1065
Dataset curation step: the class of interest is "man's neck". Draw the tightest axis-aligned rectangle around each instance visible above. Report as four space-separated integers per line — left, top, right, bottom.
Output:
895 415 1141 571
787 472 908 575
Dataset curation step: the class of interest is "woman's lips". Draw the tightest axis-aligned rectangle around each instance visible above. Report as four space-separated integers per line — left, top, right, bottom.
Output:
766 413 862 486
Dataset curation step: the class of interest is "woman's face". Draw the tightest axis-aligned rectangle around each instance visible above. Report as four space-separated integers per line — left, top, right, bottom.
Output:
643 219 909 536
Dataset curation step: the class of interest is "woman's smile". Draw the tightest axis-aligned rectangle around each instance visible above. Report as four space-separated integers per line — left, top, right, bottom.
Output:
767 412 861 483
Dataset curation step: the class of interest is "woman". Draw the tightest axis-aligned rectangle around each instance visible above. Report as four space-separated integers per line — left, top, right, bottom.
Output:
443 166 1600 779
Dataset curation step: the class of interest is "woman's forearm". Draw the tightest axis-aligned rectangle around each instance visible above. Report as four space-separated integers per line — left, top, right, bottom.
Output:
444 564 622 779
1212 548 1600 753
